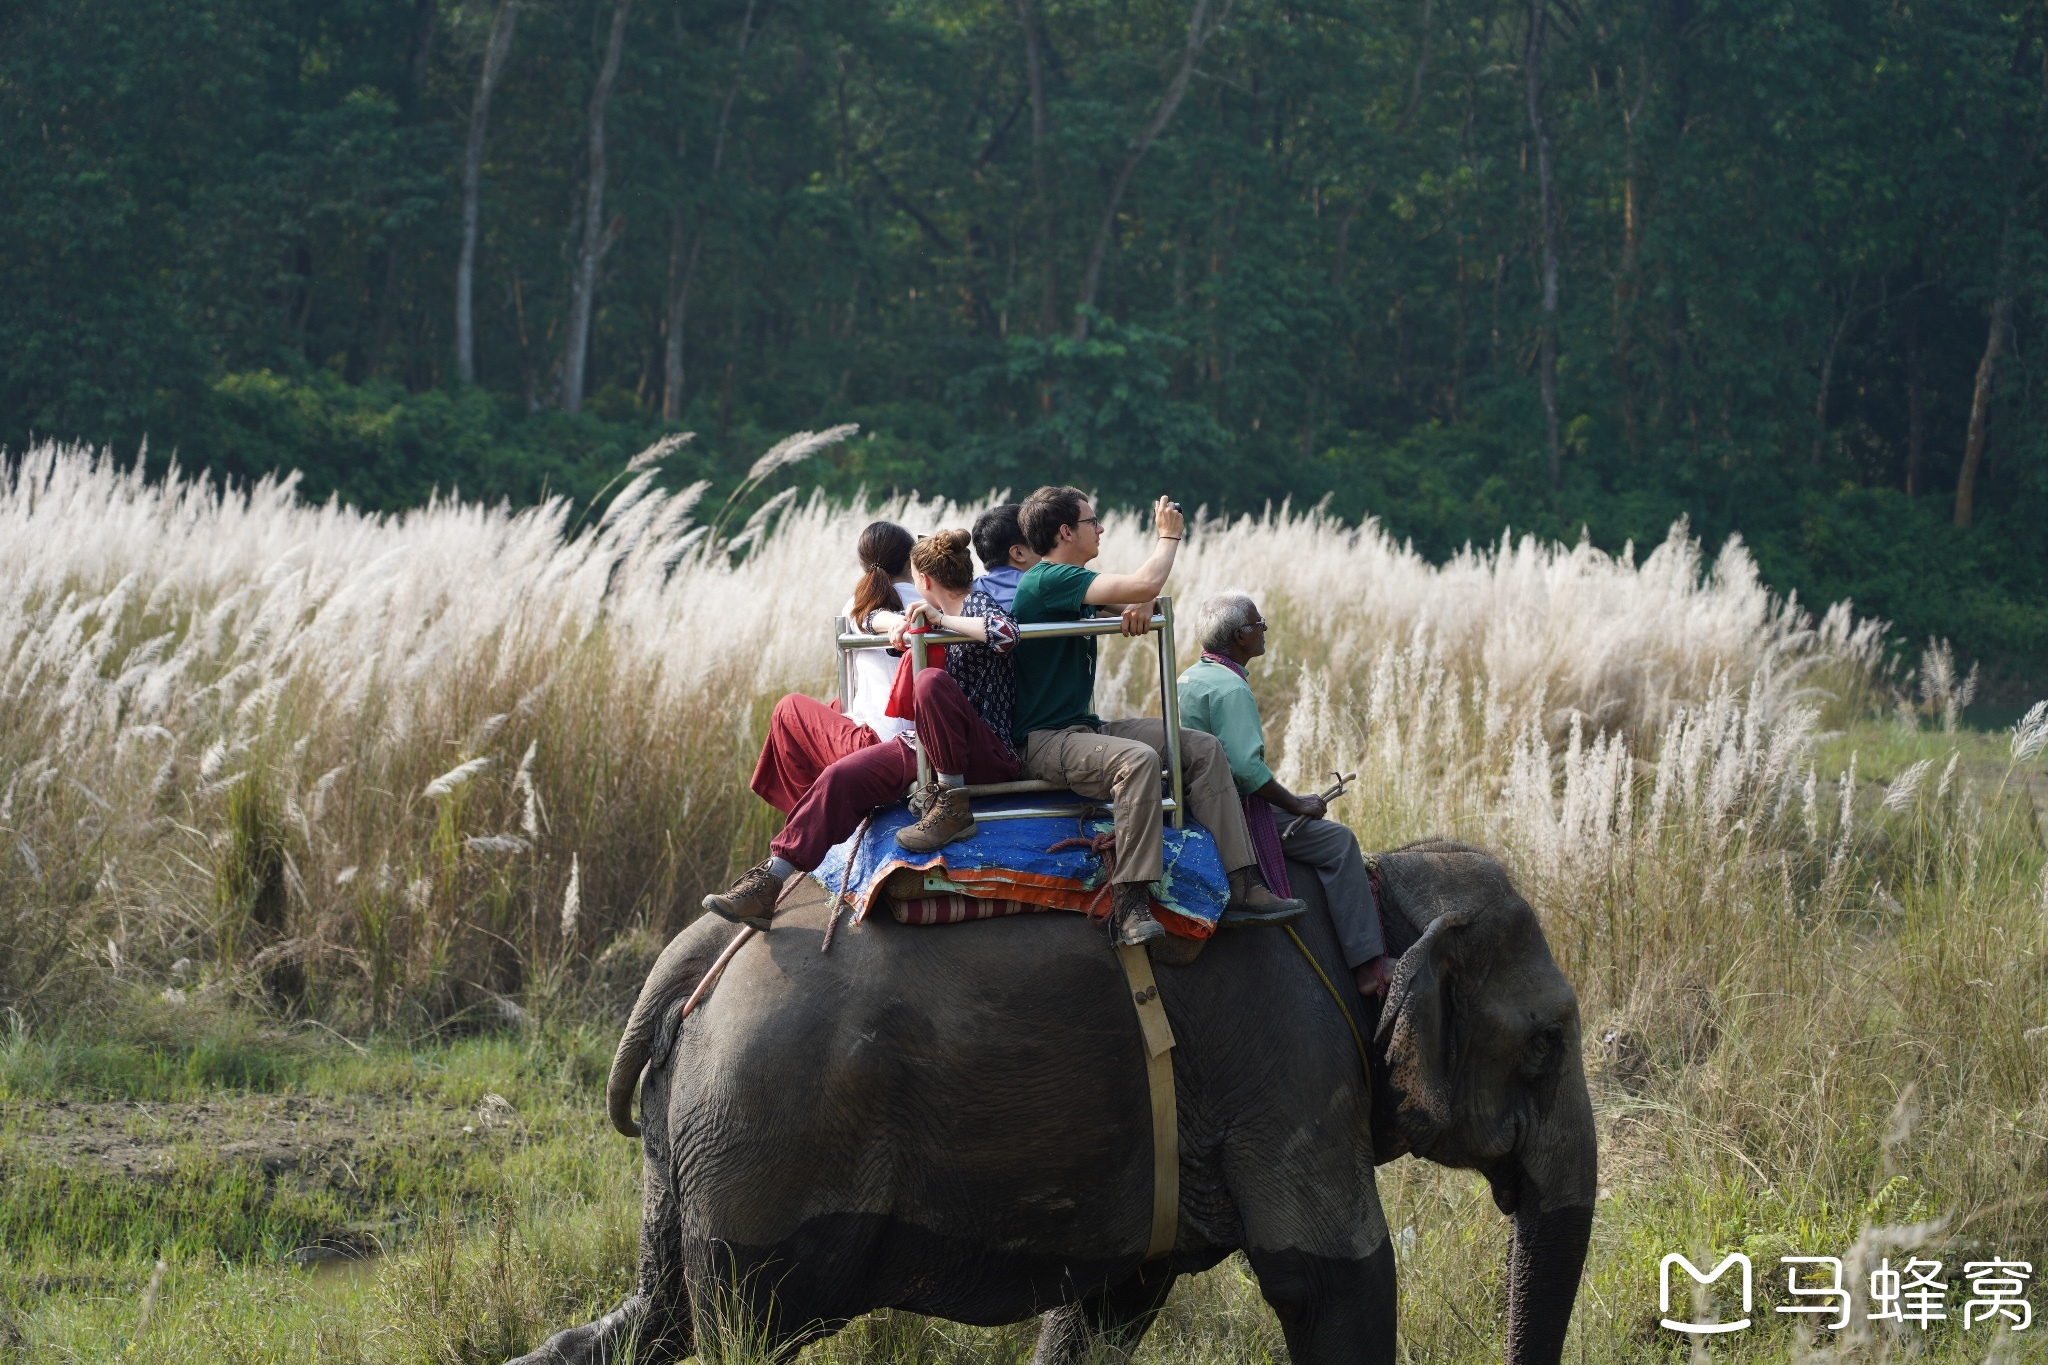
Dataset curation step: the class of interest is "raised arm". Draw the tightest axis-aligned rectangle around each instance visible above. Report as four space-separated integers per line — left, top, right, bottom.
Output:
1083 495 1184 605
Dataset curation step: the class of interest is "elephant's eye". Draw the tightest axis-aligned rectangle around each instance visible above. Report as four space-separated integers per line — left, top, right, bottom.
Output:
1523 1023 1564 1074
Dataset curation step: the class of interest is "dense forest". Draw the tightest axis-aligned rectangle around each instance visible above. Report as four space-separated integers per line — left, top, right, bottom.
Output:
5 0 2047 679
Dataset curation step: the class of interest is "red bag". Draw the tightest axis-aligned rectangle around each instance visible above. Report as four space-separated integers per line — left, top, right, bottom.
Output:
884 627 946 720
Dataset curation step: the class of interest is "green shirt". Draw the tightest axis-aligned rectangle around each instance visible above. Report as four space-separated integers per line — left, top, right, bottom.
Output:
1175 656 1275 795
1010 561 1101 743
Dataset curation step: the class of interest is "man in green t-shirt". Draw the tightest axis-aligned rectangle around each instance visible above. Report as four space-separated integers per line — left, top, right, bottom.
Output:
1010 485 1307 947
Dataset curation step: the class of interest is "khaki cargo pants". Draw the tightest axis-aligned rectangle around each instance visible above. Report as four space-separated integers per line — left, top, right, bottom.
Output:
1020 720 1255 884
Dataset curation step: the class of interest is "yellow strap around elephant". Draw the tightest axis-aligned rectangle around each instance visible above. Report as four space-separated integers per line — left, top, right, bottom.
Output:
1283 924 1373 1105
1116 943 1177 1260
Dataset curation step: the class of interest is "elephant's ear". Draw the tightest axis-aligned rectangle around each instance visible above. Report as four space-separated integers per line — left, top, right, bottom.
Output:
1374 908 1471 1156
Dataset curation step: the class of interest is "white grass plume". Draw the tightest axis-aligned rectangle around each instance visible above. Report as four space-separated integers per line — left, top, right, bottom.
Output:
424 757 491 798
745 424 857 483
1882 759 1932 812
627 431 695 472
2011 700 2048 765
561 854 580 937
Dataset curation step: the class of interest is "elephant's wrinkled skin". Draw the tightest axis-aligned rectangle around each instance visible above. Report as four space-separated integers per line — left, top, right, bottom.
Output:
508 840 1596 1365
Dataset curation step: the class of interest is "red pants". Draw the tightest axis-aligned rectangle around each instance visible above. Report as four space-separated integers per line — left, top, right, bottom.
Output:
750 693 877 815
763 669 1020 870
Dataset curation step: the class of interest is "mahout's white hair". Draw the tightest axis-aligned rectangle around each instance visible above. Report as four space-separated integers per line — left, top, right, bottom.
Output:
1196 591 1261 654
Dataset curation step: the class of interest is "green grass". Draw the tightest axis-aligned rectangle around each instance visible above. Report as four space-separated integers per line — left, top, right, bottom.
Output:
0 1006 640 1361
1815 719 2018 787
6 986 2045 1364
4 723 2044 1364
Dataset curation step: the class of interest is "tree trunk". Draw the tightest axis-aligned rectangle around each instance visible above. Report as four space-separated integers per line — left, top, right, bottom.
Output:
1956 212 2016 530
1810 275 1858 467
1072 0 1221 340
1402 0 1433 129
661 211 703 422
1524 0 1561 488
405 0 437 101
661 0 760 421
1904 301 1925 496
1015 0 1058 334
457 0 520 386
1611 63 1647 460
1959 25 2048 526
562 0 635 416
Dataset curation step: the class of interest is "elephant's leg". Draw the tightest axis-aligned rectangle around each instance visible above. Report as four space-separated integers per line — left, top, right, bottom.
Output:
1244 1244 1397 1365
502 1292 651 1365
629 1075 694 1363
685 1248 855 1364
1029 1263 1179 1365
630 1254 693 1363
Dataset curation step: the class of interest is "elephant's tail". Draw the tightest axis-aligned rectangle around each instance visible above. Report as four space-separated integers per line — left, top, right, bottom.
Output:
607 917 739 1136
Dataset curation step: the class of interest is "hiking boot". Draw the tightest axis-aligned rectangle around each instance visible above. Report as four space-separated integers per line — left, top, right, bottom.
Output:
1220 867 1308 928
1111 882 1167 946
701 862 784 931
895 785 978 852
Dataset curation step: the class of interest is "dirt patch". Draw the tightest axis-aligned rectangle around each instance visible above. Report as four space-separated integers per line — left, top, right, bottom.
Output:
5 1093 468 1190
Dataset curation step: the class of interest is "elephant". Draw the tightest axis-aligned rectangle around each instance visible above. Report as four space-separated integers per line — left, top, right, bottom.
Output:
507 838 1596 1365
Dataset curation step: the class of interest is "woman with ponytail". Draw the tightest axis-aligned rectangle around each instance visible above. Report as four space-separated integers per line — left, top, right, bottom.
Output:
706 528 1021 930
843 521 921 740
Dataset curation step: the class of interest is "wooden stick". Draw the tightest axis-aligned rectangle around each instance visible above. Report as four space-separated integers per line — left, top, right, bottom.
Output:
677 925 755 1025
820 812 873 953
1282 770 1357 838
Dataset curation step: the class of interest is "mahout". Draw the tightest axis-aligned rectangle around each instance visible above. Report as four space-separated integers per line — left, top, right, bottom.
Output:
508 839 1596 1365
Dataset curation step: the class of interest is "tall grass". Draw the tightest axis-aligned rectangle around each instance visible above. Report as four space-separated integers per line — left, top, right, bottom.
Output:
3 440 2044 1360
1 441 1876 1028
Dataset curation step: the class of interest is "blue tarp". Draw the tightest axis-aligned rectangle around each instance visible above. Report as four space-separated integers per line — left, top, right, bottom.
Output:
814 797 1228 931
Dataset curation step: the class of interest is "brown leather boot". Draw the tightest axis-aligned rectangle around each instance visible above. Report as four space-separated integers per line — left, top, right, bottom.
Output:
1221 867 1308 927
894 785 978 852
701 862 784 931
1110 882 1166 946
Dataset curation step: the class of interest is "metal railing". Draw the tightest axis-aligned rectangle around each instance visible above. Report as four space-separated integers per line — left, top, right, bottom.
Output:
834 596 1185 826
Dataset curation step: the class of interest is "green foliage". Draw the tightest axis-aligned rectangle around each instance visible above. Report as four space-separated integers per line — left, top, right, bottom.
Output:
200 371 707 510
5 0 2048 676
947 313 1233 504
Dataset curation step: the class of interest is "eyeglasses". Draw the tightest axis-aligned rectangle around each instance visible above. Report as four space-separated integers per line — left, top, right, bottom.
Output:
1077 516 1104 530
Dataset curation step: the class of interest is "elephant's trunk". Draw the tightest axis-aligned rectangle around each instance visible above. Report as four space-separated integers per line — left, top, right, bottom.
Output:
1503 1203 1593 1365
607 922 724 1136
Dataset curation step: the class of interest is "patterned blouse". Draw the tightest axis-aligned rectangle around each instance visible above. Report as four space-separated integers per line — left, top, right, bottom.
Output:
945 589 1020 755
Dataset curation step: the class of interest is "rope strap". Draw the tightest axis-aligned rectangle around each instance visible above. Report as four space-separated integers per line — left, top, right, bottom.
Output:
1282 924 1374 1106
1116 943 1178 1261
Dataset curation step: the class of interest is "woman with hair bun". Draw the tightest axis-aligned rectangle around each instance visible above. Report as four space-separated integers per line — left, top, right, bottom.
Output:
705 528 1021 930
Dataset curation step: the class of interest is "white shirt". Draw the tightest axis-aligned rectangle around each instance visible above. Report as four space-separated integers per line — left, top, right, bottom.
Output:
841 582 923 742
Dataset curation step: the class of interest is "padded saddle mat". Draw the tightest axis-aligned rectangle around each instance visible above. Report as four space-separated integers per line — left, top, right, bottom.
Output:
890 894 1048 925
815 798 1228 940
